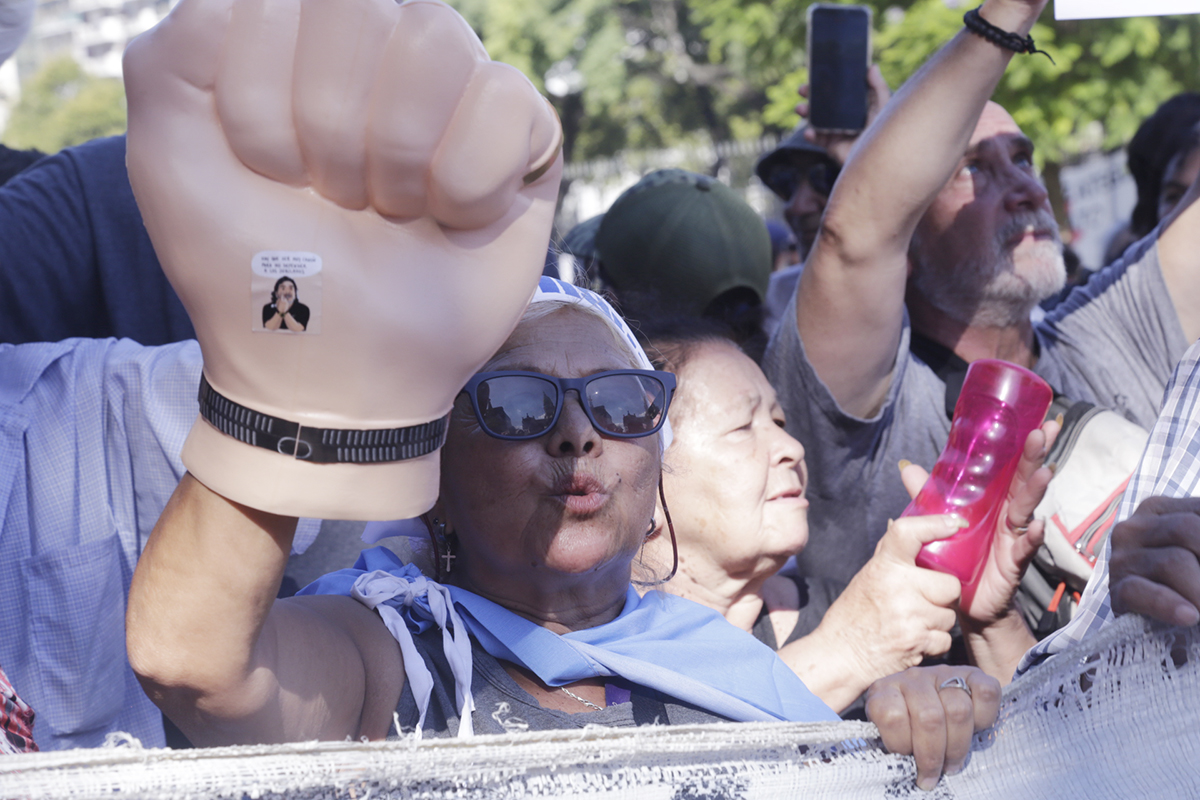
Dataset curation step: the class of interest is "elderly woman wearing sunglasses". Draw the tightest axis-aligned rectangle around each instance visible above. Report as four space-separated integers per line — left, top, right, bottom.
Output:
129 279 1002 789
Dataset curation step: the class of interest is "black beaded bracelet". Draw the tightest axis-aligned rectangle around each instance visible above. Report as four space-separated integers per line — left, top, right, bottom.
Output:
963 6 1054 64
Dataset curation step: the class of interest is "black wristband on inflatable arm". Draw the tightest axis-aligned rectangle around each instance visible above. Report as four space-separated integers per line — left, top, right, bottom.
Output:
198 374 448 464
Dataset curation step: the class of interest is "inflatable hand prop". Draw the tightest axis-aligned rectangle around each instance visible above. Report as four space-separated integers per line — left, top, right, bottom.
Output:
903 359 1052 607
124 0 562 519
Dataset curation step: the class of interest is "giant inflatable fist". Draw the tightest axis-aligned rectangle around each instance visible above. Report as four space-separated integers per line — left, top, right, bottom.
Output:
125 0 562 520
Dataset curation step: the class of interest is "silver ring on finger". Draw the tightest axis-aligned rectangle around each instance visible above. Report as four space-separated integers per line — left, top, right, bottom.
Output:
938 676 972 698
1010 523 1030 534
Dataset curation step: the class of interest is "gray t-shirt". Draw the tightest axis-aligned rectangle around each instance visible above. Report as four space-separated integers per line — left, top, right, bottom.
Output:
763 263 804 339
763 234 1189 587
391 625 732 738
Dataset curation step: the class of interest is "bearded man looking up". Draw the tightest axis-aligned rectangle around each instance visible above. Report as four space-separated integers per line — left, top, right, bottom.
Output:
764 0 1200 666
906 103 1068 332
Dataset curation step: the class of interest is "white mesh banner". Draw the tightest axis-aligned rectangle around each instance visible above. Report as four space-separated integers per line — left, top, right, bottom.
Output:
2 614 1197 799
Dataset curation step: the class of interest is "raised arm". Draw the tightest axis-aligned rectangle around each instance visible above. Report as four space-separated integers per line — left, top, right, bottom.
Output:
125 0 561 522
126 474 403 746
121 0 561 745
796 0 1049 417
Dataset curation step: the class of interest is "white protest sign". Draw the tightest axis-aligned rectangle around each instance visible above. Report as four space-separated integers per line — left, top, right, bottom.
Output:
1058 151 1136 270
1056 0 1200 19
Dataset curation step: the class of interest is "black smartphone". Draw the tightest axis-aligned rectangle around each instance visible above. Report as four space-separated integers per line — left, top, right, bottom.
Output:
807 4 872 134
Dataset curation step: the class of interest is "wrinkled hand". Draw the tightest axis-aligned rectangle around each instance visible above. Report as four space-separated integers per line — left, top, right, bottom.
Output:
124 0 561 518
866 665 1000 791
1110 496 1200 627
817 515 963 690
794 64 891 165
901 419 1059 624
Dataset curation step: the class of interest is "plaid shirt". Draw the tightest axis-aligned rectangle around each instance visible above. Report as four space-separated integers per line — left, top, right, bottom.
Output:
1017 337 1200 674
0 663 36 754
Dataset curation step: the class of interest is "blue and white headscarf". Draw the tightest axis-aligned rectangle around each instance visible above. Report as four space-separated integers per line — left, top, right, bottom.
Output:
362 276 668 547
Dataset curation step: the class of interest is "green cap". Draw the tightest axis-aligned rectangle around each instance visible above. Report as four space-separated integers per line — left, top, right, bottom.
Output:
594 169 771 316
560 214 605 260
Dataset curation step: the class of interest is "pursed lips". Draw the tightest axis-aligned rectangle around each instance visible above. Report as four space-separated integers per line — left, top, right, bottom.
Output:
550 473 611 515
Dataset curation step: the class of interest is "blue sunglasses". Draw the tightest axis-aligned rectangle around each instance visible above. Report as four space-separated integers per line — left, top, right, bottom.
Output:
459 369 676 441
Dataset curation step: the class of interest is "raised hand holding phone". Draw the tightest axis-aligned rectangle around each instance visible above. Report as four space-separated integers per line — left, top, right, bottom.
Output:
806 4 872 135
795 64 890 166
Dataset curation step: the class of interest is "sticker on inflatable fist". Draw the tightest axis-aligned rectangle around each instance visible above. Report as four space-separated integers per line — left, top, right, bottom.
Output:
251 252 323 335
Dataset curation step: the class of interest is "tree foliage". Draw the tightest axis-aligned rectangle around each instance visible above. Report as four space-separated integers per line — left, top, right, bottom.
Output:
3 57 127 154
450 0 1200 170
867 1 1200 165
451 0 765 163
7 4 1192 173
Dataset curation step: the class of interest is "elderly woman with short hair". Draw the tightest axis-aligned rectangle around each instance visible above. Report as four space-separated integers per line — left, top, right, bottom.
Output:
638 319 1056 715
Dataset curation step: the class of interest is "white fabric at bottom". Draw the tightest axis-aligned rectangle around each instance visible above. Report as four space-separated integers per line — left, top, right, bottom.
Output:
0 613 1196 798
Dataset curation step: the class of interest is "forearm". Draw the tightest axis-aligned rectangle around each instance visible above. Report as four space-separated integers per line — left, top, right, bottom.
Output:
781 516 966 710
799 0 1045 412
959 606 1036 685
777 628 878 715
126 473 297 711
819 0 1038 263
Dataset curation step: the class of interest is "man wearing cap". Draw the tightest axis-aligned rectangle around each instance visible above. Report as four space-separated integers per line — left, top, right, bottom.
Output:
756 131 837 338
764 0 1200 675
755 67 890 337
591 168 773 353
755 128 839 261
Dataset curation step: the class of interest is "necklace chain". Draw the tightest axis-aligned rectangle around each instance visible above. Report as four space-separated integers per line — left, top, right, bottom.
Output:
560 686 603 711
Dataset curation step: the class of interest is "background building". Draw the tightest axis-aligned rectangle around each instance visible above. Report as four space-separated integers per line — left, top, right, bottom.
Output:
17 0 171 79
0 0 174 132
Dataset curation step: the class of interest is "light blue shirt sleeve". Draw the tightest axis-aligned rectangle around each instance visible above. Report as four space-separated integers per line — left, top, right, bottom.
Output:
0 338 201 750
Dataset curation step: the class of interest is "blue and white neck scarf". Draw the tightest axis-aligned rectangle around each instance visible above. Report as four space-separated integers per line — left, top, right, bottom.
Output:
299 547 838 738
